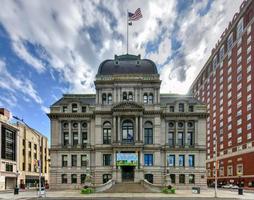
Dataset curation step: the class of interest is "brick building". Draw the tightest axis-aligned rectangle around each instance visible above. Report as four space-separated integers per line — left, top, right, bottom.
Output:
189 0 254 188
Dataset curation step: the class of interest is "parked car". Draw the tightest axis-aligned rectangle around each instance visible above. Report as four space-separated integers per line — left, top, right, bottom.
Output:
222 184 239 189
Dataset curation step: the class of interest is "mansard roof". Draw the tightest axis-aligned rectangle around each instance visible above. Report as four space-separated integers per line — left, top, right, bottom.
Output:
160 94 203 105
97 54 158 75
51 94 96 106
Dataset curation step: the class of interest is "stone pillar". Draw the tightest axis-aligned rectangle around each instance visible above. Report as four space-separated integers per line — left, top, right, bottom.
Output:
113 116 116 142
113 88 116 103
140 150 143 168
117 117 121 142
78 122 81 145
118 88 121 102
139 117 143 142
58 120 62 145
175 121 178 146
185 121 188 146
69 121 72 146
195 120 198 146
154 88 157 104
135 116 139 141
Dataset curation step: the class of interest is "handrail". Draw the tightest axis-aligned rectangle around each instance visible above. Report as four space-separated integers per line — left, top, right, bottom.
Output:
94 179 115 192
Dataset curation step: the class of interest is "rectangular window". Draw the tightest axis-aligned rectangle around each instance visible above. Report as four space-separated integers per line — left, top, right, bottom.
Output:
168 155 175 167
219 46 224 61
82 132 87 144
144 154 153 166
179 155 185 167
188 105 194 112
82 106 86 112
72 132 78 146
5 163 13 172
227 33 233 51
144 128 153 144
178 132 184 146
188 155 195 167
81 155 87 167
63 106 68 112
169 106 174 112
187 132 193 146
227 166 233 176
63 132 69 146
103 154 111 166
71 155 77 167
62 155 68 167
237 18 244 39
168 132 174 146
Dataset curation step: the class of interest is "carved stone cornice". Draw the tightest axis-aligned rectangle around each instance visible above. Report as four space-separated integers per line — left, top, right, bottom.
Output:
47 113 94 119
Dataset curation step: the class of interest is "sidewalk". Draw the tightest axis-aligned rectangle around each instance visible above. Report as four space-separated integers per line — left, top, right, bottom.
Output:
0 189 253 199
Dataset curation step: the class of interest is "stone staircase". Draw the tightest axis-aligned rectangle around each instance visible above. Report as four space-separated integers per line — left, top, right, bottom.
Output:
104 182 151 193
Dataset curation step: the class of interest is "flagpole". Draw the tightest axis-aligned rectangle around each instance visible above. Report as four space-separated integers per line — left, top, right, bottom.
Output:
127 9 128 54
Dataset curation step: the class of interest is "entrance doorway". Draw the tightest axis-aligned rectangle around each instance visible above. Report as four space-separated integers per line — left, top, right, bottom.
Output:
121 166 135 182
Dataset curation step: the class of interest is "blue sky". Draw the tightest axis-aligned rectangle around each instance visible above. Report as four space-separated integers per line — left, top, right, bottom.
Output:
0 0 242 142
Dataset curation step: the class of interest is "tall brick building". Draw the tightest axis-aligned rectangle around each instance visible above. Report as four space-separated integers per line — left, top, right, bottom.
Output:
189 0 254 187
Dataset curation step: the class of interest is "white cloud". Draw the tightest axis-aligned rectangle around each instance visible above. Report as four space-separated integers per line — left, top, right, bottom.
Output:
0 0 243 96
0 59 47 112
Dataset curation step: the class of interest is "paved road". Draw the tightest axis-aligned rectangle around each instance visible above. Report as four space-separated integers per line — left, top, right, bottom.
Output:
28 198 238 200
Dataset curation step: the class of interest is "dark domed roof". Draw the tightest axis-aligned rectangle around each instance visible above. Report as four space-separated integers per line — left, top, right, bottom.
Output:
97 54 158 75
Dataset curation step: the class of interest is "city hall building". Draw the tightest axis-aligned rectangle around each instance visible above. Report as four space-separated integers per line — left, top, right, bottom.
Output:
48 54 208 189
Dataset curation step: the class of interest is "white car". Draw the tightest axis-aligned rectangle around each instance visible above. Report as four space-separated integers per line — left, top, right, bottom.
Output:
232 185 239 189
222 184 233 189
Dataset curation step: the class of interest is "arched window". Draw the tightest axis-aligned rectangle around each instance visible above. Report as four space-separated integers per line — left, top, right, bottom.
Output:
144 174 153 183
123 92 127 101
81 174 86 184
189 174 195 184
103 122 111 144
102 93 107 104
144 121 153 144
179 103 184 112
72 103 78 113
62 174 67 184
128 92 133 101
108 93 112 104
148 93 153 104
179 174 185 184
122 120 134 143
143 93 148 104
71 174 77 184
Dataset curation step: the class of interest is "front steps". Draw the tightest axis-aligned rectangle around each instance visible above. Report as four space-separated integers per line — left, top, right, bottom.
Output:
104 182 151 193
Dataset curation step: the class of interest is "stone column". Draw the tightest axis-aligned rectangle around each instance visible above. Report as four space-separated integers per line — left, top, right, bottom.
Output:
113 116 116 142
68 121 72 146
78 122 81 145
185 121 188 146
117 117 121 142
113 88 116 103
175 121 178 146
154 88 157 104
195 120 198 146
139 116 143 142
140 150 143 168
58 120 62 145
135 116 139 141
118 88 121 102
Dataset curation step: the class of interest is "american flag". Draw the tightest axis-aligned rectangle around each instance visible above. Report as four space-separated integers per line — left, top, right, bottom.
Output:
128 8 142 21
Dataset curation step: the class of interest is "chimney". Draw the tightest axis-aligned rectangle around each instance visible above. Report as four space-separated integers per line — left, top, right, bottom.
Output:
0 108 10 120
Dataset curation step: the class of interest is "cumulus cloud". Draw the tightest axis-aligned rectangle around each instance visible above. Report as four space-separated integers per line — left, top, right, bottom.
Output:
0 0 243 96
0 59 47 112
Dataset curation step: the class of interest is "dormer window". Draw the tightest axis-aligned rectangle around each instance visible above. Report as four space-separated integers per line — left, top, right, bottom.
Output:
148 93 153 104
128 92 133 101
143 93 148 104
189 105 194 112
82 106 86 112
102 93 107 104
108 94 112 104
63 106 68 113
72 103 78 113
179 103 184 112
169 106 174 112
123 92 127 101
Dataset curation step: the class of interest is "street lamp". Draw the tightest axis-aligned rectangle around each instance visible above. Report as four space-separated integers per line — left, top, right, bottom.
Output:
14 170 20 195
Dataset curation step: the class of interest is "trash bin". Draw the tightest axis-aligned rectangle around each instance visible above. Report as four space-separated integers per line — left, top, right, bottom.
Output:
238 188 243 195
14 187 19 195
192 187 200 194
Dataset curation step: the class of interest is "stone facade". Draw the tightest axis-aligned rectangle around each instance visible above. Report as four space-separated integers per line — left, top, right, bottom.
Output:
48 54 208 189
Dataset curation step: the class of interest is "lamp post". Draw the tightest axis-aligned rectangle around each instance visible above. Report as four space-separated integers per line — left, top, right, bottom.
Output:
14 170 20 194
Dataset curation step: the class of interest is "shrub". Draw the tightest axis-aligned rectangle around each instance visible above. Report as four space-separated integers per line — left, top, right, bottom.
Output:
162 187 176 194
80 187 93 194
